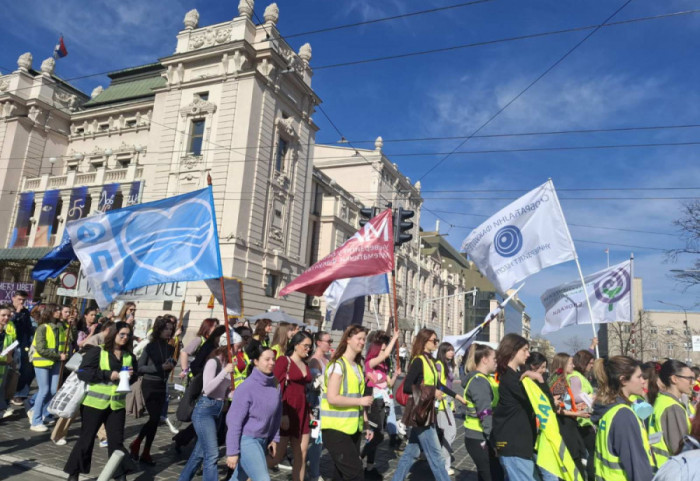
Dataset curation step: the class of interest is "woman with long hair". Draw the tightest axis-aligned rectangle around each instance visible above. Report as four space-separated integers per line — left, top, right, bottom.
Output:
321 325 374 481
491 333 538 480
246 318 273 357
435 341 458 475
392 329 465 481
130 317 175 465
0 305 16 418
362 331 400 478
547 353 588 476
76 308 100 348
64 322 137 481
268 331 313 481
226 345 282 481
29 303 66 431
591 356 654 481
270 322 298 359
307 330 332 481
463 343 503 481
568 349 596 481
648 359 694 467
116 302 137 325
178 336 234 481
178 318 220 380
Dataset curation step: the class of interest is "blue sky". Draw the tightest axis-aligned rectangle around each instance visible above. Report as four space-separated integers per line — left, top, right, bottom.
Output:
2 0 699 350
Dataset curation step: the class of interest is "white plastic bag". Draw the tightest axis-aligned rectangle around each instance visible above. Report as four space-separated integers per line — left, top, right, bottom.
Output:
48 372 87 418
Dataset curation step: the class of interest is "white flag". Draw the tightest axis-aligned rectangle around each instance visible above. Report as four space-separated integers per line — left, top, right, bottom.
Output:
541 260 632 334
324 273 389 313
460 180 575 293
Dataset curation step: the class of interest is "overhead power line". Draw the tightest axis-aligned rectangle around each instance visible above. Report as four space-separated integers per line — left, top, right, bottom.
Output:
315 8 700 70
417 0 636 182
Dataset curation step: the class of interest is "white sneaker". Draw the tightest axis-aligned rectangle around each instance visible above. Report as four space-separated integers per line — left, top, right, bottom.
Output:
26 409 33 421
30 424 49 432
396 420 407 436
447 468 455 476
165 417 179 434
278 461 293 471
3 408 13 418
53 438 67 446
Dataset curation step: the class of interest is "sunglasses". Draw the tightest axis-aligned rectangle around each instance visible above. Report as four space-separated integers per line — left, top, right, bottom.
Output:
429 338 439 343
675 375 695 381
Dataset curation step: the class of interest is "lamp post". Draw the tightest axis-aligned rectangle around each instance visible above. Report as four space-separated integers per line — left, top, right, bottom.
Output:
657 300 690 362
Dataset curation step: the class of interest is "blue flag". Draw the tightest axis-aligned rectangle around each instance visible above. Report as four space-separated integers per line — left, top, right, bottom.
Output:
32 231 77 281
65 187 222 308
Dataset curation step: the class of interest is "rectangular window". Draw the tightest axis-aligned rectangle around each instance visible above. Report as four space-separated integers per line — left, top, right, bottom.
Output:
189 119 205 156
666 342 674 350
666 328 674 335
197 92 209 101
125 119 137 128
650 327 658 334
275 138 288 172
265 273 280 297
650 341 657 349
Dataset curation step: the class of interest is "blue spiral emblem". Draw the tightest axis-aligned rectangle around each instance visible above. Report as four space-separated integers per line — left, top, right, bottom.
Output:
494 225 523 257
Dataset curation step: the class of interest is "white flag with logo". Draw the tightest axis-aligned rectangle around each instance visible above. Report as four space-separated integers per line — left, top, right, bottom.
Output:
541 260 632 334
460 180 575 293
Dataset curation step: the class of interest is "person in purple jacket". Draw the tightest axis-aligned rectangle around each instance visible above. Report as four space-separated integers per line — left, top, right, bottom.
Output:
226 345 282 481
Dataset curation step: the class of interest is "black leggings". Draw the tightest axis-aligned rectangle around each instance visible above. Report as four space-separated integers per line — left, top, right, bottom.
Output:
361 398 385 464
65 405 130 476
464 437 504 481
139 378 166 449
323 429 363 481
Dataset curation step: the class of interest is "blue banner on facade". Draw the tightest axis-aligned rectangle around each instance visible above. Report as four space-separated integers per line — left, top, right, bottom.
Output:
66 186 88 222
126 181 143 207
97 183 120 213
10 191 35 247
34 189 60 247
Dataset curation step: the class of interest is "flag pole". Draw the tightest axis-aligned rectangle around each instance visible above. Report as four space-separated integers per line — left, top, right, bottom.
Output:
391 268 400 369
630 252 635 359
549 179 599 358
170 299 186 383
207 174 235 389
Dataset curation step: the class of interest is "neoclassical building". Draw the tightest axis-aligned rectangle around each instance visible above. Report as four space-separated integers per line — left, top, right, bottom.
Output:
0 2 320 324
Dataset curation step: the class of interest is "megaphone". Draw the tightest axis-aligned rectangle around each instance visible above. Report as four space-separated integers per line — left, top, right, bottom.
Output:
116 367 131 393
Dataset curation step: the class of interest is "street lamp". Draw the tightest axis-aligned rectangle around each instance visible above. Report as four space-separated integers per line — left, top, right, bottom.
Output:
657 300 691 361
48 156 57 175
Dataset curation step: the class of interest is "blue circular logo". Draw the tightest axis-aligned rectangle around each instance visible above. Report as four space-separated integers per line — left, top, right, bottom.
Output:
494 225 523 257
77 223 106 243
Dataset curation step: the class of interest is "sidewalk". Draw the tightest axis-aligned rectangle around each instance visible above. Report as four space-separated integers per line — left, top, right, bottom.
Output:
0 393 478 481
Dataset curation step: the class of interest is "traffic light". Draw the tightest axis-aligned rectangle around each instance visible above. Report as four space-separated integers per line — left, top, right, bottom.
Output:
359 207 378 228
394 207 414 246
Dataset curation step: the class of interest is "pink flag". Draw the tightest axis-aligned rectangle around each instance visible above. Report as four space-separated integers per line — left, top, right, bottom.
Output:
279 208 395 297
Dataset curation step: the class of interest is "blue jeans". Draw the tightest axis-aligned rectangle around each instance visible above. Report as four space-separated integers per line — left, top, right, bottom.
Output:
32 364 60 426
231 436 271 481
178 397 224 481
386 397 398 436
391 426 451 481
307 438 323 481
500 456 543 481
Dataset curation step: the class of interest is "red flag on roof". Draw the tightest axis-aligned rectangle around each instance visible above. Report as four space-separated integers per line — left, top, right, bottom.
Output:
53 36 68 59
279 208 395 297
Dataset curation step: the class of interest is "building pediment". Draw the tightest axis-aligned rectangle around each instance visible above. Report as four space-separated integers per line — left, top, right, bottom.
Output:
179 98 217 118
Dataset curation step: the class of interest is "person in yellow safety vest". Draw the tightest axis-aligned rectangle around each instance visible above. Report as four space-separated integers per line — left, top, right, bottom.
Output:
270 322 298 360
462 343 503 481
29 304 71 431
0 305 17 417
179 318 221 380
521 375 584 481
393 329 466 481
320 325 374 481
569 349 597 481
592 356 655 481
648 360 694 467
435 342 459 476
63 322 137 481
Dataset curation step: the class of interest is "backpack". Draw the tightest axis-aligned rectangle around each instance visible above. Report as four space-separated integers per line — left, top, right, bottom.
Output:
176 358 221 422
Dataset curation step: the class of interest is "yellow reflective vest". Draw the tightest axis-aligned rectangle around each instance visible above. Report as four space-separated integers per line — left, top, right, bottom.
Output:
567 370 594 428
320 357 365 435
522 377 584 481
0 321 17 379
233 352 249 388
648 393 691 467
32 322 66 368
83 348 133 411
463 372 499 432
271 344 283 359
595 403 655 481
436 360 449 411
